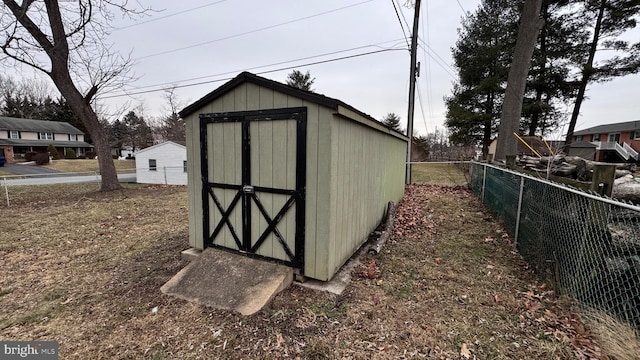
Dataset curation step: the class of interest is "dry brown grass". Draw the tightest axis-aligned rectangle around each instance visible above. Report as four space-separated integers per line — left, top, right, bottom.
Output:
583 309 640 360
44 159 136 173
0 183 609 359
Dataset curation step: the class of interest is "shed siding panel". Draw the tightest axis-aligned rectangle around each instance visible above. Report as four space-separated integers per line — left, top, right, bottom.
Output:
328 114 406 277
186 117 202 249
246 83 261 111
234 83 247 111
309 103 333 280
273 92 288 109
302 101 319 278
212 122 241 249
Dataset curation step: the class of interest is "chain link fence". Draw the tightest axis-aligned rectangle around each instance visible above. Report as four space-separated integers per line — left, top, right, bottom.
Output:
470 162 640 332
1 170 137 207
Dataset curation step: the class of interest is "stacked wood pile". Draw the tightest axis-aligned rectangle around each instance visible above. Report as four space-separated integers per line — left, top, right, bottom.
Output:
612 175 640 204
517 154 635 182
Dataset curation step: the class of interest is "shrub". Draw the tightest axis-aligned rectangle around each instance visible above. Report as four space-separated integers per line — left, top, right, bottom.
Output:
64 148 77 159
47 144 60 159
25 152 37 162
34 152 50 165
85 151 96 159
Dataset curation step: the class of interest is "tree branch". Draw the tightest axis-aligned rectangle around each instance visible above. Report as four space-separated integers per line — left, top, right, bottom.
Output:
2 0 54 52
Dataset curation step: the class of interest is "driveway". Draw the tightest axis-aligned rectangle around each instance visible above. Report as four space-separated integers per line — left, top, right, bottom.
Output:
2 163 61 176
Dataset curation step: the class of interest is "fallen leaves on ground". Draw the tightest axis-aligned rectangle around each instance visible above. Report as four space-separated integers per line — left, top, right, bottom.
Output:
0 183 610 359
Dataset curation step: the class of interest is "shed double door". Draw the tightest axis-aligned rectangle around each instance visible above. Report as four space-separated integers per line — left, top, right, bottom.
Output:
199 108 306 269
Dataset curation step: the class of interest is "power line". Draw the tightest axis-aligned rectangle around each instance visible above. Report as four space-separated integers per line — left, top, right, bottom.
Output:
99 48 403 99
418 37 456 75
394 0 412 30
417 43 456 79
416 85 429 135
114 1 228 31
455 0 467 14
391 0 410 47
123 39 406 92
419 0 434 133
134 0 375 61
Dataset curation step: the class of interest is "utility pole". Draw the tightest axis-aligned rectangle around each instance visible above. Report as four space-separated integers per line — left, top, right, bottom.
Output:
405 0 421 184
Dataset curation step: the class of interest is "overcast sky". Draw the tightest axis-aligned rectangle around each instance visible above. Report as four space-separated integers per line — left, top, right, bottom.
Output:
97 0 639 138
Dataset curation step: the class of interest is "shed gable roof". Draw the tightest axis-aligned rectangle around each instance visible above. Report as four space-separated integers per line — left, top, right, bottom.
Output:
135 141 186 155
0 116 84 134
179 72 382 127
573 120 640 135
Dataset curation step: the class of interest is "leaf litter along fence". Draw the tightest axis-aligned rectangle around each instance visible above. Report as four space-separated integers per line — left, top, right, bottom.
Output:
470 162 640 333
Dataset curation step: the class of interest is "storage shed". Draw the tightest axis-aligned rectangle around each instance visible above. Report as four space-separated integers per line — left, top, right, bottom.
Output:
135 141 188 185
179 72 407 281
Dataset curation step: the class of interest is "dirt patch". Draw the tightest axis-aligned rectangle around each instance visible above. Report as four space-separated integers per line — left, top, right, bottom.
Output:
0 184 606 359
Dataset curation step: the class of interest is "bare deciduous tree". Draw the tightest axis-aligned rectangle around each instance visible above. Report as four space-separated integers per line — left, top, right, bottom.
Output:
161 87 186 143
0 0 146 190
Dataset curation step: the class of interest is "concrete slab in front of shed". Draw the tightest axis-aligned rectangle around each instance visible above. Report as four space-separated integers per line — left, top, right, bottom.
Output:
161 248 293 315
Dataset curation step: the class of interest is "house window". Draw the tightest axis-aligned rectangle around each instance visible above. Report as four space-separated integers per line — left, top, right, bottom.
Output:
69 134 77 141
575 135 583 141
39 132 53 140
149 159 157 171
9 130 20 139
183 160 187 173
633 130 640 140
592 134 600 141
608 133 621 143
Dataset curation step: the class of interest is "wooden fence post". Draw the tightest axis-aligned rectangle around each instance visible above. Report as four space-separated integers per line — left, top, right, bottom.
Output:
591 164 616 197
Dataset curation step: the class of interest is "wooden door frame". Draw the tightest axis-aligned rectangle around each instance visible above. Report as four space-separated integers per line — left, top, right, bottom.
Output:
199 107 307 270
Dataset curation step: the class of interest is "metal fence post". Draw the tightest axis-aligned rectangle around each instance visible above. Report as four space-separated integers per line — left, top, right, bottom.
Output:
514 176 524 247
3 176 9 207
481 164 487 203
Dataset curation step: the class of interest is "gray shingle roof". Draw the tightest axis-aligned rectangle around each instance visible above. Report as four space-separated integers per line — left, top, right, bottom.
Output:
0 116 84 134
0 139 92 147
573 120 640 135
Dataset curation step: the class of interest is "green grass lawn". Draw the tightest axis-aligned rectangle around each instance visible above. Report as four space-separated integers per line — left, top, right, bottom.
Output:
411 162 470 186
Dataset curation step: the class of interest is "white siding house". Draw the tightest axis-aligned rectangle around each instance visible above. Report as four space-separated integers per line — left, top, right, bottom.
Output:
135 141 187 185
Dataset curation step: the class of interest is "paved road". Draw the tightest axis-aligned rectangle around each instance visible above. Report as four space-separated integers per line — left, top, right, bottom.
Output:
1 173 136 186
2 163 62 176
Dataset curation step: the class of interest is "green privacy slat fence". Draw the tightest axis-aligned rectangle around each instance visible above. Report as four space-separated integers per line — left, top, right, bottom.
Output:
470 162 640 331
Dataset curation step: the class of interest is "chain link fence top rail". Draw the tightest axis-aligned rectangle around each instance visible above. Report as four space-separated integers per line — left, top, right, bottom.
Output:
470 162 640 332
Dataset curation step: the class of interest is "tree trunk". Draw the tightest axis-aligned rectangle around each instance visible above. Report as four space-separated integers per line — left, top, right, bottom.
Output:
482 90 495 159
565 0 606 147
51 70 121 191
528 0 549 136
495 0 544 161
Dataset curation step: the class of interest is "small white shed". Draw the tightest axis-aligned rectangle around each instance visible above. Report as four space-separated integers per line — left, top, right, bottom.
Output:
135 141 187 185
